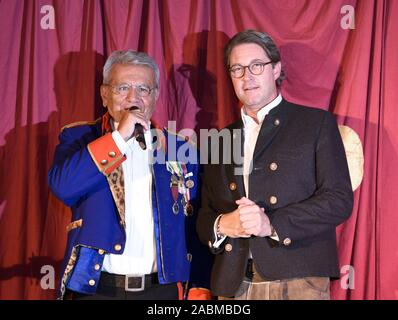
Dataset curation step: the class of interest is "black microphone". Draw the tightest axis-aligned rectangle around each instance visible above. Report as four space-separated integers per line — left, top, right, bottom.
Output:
133 123 147 150
128 106 147 150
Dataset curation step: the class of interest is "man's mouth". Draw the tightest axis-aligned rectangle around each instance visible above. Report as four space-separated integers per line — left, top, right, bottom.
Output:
128 105 140 111
244 86 259 92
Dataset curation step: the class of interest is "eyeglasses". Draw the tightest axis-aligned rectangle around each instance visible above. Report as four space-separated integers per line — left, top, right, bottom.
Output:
229 61 273 78
104 83 157 97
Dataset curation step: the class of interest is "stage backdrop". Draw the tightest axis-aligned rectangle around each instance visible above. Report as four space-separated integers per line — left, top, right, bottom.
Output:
0 0 397 299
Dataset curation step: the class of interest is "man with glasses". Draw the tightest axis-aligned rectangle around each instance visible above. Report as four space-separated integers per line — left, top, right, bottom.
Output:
197 30 353 299
49 50 212 300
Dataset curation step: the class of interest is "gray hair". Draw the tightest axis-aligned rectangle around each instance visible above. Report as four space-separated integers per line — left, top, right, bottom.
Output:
103 50 160 89
224 30 285 86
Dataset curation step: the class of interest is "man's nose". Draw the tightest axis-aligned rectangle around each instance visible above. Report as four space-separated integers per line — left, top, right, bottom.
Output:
126 86 138 101
242 66 254 80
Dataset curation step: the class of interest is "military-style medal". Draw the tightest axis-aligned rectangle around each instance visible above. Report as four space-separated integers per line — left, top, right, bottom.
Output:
179 163 194 216
166 161 194 216
185 179 194 189
170 174 179 215
178 180 186 194
172 201 179 214
184 171 194 189
184 203 193 216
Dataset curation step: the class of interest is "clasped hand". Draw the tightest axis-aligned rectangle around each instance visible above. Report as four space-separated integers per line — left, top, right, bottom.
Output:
218 197 272 238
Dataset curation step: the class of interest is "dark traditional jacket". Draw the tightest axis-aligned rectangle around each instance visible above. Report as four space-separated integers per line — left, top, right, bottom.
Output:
197 99 353 297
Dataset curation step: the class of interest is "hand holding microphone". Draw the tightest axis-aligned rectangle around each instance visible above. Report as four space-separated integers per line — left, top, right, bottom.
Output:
132 123 147 150
117 106 149 150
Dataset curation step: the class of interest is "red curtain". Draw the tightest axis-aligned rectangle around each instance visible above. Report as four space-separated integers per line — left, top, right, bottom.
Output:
0 0 397 299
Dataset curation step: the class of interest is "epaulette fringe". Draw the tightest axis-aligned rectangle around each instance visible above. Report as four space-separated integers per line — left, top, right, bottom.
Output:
61 117 101 132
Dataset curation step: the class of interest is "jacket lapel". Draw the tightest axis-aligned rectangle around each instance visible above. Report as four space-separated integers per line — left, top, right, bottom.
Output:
224 119 246 199
253 100 287 161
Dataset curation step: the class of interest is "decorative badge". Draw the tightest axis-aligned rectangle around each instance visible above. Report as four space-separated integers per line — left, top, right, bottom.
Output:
166 161 194 216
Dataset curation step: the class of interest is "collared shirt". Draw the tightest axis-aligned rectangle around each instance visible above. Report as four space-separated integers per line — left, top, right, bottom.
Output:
213 94 282 248
241 94 282 196
102 123 157 275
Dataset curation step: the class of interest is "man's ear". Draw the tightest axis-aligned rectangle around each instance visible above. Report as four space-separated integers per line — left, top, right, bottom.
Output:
154 88 160 100
100 85 108 108
273 61 281 82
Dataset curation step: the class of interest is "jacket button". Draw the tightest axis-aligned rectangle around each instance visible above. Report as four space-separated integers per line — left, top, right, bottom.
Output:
98 249 105 255
274 119 280 126
100 159 108 165
269 162 278 171
187 253 192 262
114 244 122 251
108 151 116 157
88 279 96 286
208 240 212 248
94 264 101 271
225 244 233 252
229 182 237 191
270 196 278 205
283 238 292 246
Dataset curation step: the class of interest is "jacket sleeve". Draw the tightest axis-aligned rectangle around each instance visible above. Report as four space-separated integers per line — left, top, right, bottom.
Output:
270 111 354 244
195 163 225 254
48 128 125 206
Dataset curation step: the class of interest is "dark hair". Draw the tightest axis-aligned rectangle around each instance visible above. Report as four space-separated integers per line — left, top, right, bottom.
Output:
224 30 285 86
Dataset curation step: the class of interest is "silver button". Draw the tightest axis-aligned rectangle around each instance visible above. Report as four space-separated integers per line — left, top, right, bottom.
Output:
270 196 278 205
283 238 292 246
108 151 116 157
100 159 108 165
269 162 278 171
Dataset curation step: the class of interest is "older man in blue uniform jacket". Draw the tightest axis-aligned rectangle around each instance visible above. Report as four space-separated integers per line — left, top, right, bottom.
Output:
48 50 212 300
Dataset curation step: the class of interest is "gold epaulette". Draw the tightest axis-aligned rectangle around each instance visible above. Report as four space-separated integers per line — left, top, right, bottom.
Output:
61 117 101 132
164 127 198 149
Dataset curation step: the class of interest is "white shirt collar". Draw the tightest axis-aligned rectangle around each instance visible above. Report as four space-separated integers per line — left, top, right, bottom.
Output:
241 94 282 126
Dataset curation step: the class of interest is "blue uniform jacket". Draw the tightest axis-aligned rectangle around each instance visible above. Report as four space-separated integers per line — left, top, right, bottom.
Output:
48 116 212 298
